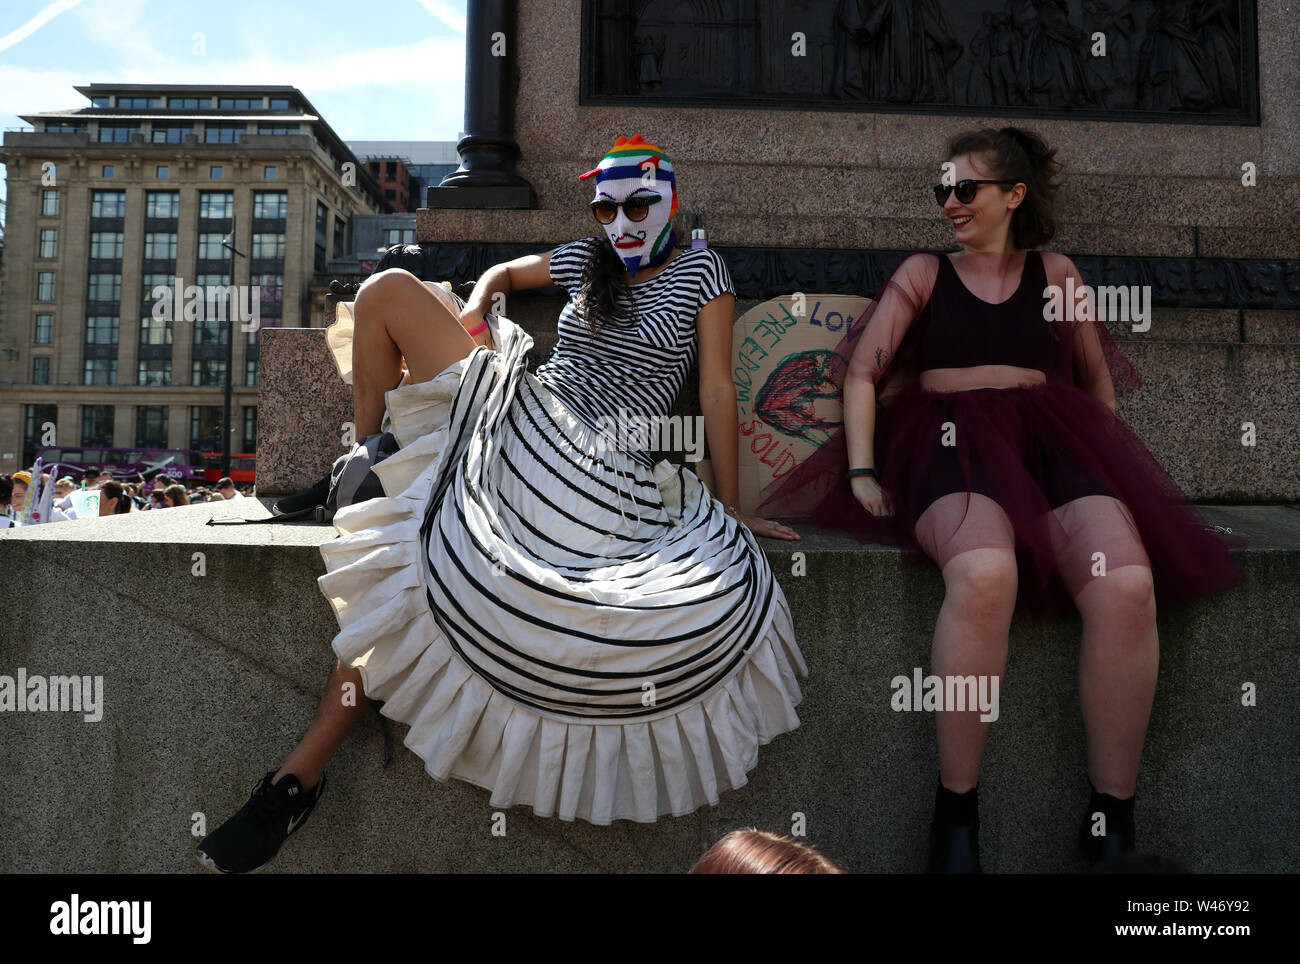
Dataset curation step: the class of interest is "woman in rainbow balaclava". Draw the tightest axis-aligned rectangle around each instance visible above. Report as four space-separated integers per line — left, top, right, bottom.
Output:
197 135 807 874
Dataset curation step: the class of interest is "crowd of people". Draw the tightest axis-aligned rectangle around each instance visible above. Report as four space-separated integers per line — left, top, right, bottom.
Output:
0 466 254 527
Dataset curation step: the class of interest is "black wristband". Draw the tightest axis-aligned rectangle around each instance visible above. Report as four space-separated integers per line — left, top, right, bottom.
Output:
847 467 878 480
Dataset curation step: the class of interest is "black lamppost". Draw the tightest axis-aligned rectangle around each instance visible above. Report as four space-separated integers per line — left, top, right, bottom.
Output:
427 0 536 208
220 216 246 477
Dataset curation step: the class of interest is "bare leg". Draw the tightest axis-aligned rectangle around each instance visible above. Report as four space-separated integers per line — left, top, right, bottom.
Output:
915 493 1019 793
276 270 478 784
274 660 369 790
1075 565 1159 797
352 268 476 436
932 547 1018 791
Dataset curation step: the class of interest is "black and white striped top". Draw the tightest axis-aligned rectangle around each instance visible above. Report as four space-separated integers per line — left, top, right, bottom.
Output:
534 237 734 429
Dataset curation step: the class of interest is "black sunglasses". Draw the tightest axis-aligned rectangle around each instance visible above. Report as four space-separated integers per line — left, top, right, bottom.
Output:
933 179 1020 207
590 195 660 224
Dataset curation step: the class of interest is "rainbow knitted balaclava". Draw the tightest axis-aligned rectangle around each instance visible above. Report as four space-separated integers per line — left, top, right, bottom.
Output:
579 134 678 274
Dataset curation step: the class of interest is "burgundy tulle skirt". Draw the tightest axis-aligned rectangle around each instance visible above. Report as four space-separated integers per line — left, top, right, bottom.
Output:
762 382 1247 615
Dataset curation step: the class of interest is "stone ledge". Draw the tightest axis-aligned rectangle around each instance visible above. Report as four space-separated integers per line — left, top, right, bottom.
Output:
0 500 1295 872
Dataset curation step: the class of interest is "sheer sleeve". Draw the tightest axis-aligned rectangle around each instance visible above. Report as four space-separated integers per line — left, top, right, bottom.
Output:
754 252 937 523
845 253 938 392
1044 252 1141 399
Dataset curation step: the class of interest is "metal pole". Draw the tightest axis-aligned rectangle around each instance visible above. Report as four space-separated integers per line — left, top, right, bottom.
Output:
221 214 236 477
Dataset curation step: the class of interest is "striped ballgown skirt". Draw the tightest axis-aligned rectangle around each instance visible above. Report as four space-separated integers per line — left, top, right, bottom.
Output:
317 314 806 824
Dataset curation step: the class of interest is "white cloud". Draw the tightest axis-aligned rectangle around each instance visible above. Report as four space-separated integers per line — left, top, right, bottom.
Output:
0 0 87 54
414 0 466 34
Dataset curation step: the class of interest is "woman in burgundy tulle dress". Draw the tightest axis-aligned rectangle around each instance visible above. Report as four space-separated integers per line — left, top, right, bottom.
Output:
759 126 1245 873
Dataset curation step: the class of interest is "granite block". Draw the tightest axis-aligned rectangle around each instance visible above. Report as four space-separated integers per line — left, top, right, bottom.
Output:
1 499 1295 872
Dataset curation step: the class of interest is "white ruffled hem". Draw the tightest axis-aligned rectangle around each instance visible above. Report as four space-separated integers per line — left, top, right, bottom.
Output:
318 339 806 825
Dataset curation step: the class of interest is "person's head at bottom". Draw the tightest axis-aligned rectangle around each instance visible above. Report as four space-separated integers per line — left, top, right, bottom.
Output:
217 478 238 499
689 829 845 874
98 481 132 516
164 484 190 508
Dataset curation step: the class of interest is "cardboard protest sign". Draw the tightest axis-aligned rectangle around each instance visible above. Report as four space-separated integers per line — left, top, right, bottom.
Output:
732 294 871 516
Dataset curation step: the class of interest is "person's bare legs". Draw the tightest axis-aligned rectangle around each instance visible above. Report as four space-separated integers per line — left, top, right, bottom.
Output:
915 493 1019 792
352 268 476 436
275 660 368 789
1074 565 1158 797
274 269 477 786
932 547 1017 790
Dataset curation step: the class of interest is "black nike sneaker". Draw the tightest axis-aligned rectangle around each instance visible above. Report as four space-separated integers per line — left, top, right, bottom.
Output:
195 770 326 874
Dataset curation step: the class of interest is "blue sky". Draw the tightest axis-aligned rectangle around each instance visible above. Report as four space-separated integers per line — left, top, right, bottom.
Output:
0 0 467 213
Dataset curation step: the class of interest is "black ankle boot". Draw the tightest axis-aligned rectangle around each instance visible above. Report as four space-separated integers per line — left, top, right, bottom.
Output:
1077 781 1137 865
925 781 981 874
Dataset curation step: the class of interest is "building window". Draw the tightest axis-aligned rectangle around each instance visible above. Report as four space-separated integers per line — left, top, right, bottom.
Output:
168 96 210 109
257 125 299 135
41 189 59 216
316 201 327 235
253 191 287 219
192 359 228 386
118 97 161 108
199 192 234 218
102 165 115 178
333 217 346 258
144 233 179 260
385 228 416 246
205 123 245 144
138 360 172 386
35 314 53 344
242 407 258 450
141 274 173 307
37 272 56 301
156 165 169 179
197 233 228 260
89 232 124 259
97 124 139 143
245 358 259 387
33 358 51 384
91 96 112 107
85 316 120 345
151 124 193 144
210 166 223 180
252 233 286 259
45 123 85 134
264 165 277 179
218 97 259 110
91 190 127 218
135 406 169 448
140 314 174 346
87 274 122 302
269 97 290 109
23 404 59 466
39 229 57 258
385 189 396 201
194 272 232 289
315 243 327 272
146 191 180 218
83 358 118 385
190 406 225 451
194 316 229 347
81 406 115 446
251 274 283 307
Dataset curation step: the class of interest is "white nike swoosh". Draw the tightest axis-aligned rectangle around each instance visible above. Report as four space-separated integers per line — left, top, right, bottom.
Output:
286 809 309 835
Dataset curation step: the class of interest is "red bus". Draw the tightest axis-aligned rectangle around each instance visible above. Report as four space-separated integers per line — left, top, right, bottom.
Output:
203 453 257 485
